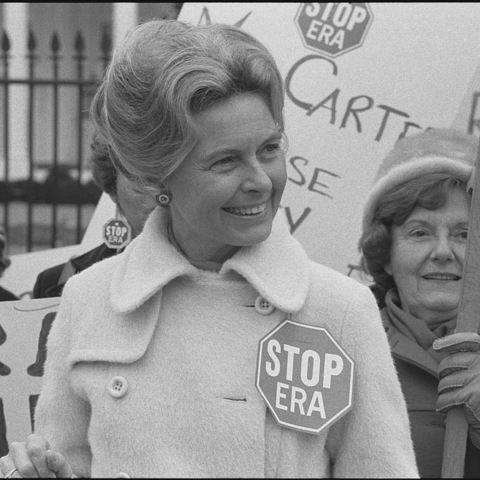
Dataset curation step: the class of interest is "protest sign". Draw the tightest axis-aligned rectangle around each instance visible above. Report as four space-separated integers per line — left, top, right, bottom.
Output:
103 218 131 250
0 298 59 454
178 3 480 280
256 319 353 434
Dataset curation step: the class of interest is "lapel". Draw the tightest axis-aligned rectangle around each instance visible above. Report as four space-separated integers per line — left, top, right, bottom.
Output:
69 209 311 367
110 207 311 315
67 208 310 364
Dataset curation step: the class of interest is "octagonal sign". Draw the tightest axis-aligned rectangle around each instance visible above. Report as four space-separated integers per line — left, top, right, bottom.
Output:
103 218 131 250
256 319 354 434
295 3 373 58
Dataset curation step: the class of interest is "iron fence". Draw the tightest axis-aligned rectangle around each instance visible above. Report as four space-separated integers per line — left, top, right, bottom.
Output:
0 28 112 254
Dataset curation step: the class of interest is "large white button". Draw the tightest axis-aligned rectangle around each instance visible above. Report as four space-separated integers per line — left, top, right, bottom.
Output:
255 296 275 315
108 376 129 398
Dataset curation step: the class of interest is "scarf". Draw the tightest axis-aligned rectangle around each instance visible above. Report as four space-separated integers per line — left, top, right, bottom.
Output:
385 288 456 364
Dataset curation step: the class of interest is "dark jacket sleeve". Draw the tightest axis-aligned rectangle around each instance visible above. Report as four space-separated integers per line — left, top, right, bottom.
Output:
0 286 19 301
33 244 117 299
33 264 66 299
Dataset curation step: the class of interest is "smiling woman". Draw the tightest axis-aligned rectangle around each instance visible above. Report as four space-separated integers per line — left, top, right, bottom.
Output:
0 19 419 478
358 128 480 477
166 93 287 267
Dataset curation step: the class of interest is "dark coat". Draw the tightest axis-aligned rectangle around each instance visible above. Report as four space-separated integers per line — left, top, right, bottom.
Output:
0 285 18 302
33 243 118 298
381 308 480 478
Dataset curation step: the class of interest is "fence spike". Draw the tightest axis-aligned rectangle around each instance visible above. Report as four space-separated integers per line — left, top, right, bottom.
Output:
28 30 37 52
50 32 61 54
2 31 11 54
74 31 85 54
100 28 112 58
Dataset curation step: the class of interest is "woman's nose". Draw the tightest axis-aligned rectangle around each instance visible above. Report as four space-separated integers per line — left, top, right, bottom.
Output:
241 160 272 194
431 235 455 262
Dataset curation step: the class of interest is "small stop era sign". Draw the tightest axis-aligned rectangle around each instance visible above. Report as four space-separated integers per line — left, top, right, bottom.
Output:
102 219 131 250
295 3 373 58
256 319 354 434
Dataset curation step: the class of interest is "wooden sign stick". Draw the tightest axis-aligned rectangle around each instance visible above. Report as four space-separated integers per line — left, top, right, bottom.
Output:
441 138 480 478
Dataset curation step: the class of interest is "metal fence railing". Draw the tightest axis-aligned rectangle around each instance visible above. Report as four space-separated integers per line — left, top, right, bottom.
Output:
0 28 112 254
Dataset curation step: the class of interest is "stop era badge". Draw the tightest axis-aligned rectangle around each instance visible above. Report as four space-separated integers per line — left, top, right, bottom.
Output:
256 319 354 434
103 219 132 250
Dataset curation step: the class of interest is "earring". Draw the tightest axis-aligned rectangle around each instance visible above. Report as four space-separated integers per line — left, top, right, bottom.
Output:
155 191 172 207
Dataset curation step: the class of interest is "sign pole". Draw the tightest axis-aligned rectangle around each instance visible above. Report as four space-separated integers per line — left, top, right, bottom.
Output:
441 138 480 477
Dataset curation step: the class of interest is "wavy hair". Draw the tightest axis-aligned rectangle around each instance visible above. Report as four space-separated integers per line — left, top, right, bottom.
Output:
90 19 285 189
359 174 470 292
359 128 476 294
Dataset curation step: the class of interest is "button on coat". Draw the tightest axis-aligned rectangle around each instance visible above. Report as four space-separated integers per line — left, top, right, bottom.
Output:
108 376 128 398
254 295 275 315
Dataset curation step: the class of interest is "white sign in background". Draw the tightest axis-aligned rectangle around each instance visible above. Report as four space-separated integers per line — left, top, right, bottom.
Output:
1 0 480 452
0 299 59 446
179 2 480 278
2 2 480 296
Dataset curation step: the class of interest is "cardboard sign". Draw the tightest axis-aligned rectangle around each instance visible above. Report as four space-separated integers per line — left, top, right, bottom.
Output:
178 3 480 282
102 218 131 250
256 319 354 434
295 3 373 58
0 298 59 454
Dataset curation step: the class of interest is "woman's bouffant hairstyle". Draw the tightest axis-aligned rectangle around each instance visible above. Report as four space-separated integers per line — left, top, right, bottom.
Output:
359 128 476 294
90 19 285 189
0 226 11 278
90 134 120 198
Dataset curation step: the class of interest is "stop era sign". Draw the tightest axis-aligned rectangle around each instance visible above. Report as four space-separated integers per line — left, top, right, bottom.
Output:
102 219 131 249
295 3 373 58
256 319 354 434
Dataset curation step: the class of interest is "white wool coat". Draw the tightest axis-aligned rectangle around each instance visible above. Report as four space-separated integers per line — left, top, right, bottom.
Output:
34 208 419 478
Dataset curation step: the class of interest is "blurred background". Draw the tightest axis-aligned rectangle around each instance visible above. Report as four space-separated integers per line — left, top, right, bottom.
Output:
0 2 182 255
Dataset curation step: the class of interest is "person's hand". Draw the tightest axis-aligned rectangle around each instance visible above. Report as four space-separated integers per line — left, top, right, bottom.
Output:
0 434 73 478
433 332 480 448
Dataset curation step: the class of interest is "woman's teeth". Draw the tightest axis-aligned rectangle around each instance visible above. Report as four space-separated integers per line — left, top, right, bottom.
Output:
224 203 267 216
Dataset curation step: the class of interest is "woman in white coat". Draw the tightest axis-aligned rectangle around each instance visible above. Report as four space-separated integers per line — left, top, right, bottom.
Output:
0 19 419 478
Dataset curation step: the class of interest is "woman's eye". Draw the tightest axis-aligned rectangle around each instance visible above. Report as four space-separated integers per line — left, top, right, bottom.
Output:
458 230 468 240
262 143 281 158
410 230 428 238
213 156 235 167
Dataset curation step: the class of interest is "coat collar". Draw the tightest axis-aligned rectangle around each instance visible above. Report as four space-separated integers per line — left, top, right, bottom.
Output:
110 207 310 314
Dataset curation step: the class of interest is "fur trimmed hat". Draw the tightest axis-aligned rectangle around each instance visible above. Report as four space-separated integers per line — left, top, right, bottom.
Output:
362 128 477 233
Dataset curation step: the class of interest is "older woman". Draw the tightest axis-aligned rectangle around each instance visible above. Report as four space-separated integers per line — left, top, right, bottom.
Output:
0 20 418 478
359 128 480 477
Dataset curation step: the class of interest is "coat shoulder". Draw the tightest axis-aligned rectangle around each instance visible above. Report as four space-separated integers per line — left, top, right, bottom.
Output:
307 261 374 304
301 260 379 335
65 250 121 300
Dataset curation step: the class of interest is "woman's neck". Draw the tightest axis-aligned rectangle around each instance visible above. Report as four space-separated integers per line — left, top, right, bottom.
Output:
167 221 240 271
397 294 458 331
